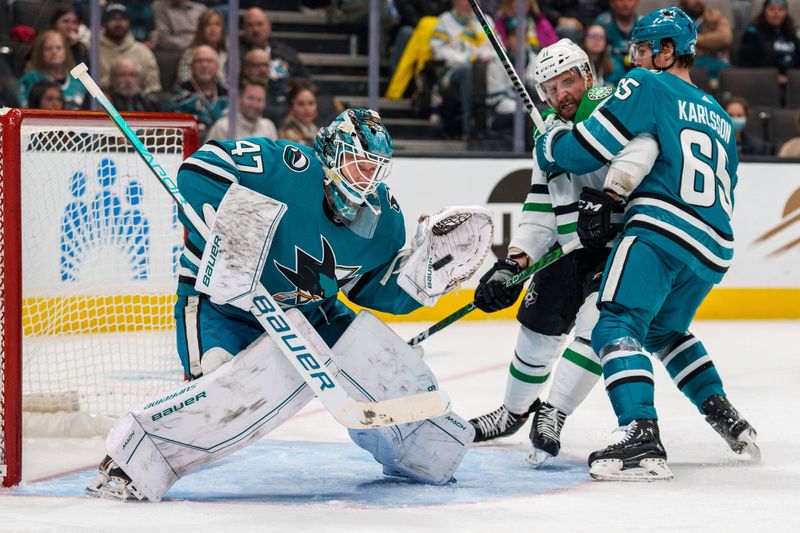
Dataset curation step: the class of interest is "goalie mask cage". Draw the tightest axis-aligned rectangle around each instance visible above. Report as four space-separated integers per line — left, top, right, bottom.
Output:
0 109 199 486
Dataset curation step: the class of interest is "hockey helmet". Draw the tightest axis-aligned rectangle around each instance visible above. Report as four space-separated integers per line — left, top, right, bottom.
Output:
314 108 393 222
631 7 697 59
533 38 594 105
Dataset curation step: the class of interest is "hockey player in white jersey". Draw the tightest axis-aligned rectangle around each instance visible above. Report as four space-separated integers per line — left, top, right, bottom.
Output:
468 39 660 466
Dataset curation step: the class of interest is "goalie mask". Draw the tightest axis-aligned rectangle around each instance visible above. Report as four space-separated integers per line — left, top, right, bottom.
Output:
314 108 394 231
533 38 594 116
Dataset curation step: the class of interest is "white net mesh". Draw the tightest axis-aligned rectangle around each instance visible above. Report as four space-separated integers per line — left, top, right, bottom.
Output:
2 112 192 484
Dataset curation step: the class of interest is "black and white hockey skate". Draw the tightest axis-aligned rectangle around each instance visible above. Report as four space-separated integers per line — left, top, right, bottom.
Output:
85 455 145 501
702 395 760 461
526 402 567 468
588 419 673 481
469 399 541 443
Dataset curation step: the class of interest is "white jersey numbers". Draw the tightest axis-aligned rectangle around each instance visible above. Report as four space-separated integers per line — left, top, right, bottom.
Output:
231 139 264 174
678 129 733 219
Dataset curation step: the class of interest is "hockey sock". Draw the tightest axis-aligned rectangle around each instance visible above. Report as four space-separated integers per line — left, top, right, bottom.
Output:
547 337 602 415
600 339 656 425
658 333 725 413
503 328 563 414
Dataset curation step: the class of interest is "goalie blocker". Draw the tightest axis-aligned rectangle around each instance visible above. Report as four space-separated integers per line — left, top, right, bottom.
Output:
89 310 473 502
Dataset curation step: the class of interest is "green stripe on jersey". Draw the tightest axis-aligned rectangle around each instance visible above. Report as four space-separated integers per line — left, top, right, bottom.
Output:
562 348 602 375
557 222 577 235
509 363 551 383
523 202 553 213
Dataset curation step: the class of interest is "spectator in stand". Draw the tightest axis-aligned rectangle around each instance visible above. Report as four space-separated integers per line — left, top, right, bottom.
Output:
240 7 307 79
679 0 732 78
581 23 625 87
176 8 228 87
241 7 308 124
17 30 87 109
206 78 277 141
242 49 272 83
27 80 65 110
280 78 320 146
46 4 89 67
152 0 206 51
593 0 639 75
99 4 162 93
738 0 800 87
724 97 771 156
124 0 156 47
390 0 451 71
107 57 162 112
172 45 228 140
778 110 800 157
430 0 516 137
495 0 559 55
538 0 608 42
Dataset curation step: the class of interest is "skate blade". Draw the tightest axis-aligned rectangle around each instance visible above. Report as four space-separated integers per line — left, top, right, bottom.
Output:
589 458 673 481
85 477 147 501
737 430 761 462
525 448 555 469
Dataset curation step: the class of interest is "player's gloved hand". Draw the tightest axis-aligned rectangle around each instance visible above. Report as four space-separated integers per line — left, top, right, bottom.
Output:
474 258 525 313
577 187 624 251
534 120 571 174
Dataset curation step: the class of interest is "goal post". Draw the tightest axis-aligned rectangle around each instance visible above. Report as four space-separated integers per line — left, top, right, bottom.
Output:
0 109 199 486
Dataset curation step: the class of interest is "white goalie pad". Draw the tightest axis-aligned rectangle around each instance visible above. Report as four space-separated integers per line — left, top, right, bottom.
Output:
397 206 494 307
333 311 474 484
104 309 330 502
195 183 287 311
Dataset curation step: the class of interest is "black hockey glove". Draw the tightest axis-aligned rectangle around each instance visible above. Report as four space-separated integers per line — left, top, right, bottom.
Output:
577 187 624 252
474 258 524 313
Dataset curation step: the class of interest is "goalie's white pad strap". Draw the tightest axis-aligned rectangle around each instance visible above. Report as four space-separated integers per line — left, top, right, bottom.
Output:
333 311 472 484
604 134 659 197
195 183 287 310
105 310 329 501
397 206 494 307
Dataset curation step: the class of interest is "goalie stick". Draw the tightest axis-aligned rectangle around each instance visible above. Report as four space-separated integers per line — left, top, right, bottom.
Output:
407 239 580 346
467 0 544 131
71 63 449 429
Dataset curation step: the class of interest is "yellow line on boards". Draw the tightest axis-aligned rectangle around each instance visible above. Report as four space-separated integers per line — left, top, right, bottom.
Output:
21 288 800 336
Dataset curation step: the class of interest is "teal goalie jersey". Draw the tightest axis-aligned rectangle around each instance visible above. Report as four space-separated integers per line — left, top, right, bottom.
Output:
545 67 737 283
175 137 421 320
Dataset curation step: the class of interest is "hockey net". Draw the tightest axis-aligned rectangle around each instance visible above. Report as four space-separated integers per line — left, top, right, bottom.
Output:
0 109 199 486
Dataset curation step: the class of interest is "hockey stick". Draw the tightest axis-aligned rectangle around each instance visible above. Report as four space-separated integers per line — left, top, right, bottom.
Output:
71 63 449 429
407 239 580 346
467 0 544 131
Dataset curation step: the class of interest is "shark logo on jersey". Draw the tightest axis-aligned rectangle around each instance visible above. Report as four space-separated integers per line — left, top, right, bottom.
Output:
386 186 400 212
282 145 310 172
273 236 360 306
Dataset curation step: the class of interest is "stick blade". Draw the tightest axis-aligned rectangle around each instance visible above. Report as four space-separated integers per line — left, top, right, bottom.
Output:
337 391 451 428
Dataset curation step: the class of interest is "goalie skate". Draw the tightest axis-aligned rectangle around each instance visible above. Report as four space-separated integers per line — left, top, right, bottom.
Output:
588 419 673 481
85 455 146 501
526 402 567 468
469 399 540 443
702 395 761 461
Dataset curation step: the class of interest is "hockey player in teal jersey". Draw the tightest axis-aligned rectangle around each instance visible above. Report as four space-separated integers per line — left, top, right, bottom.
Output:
85 108 492 501
535 7 758 480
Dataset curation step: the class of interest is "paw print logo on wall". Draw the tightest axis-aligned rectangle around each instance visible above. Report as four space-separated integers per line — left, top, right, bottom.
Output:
59 157 151 282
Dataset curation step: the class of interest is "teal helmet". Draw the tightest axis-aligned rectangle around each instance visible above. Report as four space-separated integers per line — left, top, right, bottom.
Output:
632 7 697 58
314 108 393 222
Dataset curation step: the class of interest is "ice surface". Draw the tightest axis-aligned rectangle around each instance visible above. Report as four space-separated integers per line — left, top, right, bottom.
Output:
2 320 798 532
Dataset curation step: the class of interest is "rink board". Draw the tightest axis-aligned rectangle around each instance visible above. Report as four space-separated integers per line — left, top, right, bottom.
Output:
8 441 587 506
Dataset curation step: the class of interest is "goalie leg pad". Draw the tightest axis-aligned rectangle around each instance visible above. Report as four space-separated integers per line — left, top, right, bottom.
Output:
104 310 328 501
397 206 494 306
332 311 473 484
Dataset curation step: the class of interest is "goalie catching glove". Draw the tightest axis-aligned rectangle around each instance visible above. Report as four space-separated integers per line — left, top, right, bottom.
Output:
473 258 525 313
397 206 494 307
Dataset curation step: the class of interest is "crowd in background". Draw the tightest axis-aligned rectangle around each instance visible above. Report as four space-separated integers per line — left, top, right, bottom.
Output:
1 0 800 156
